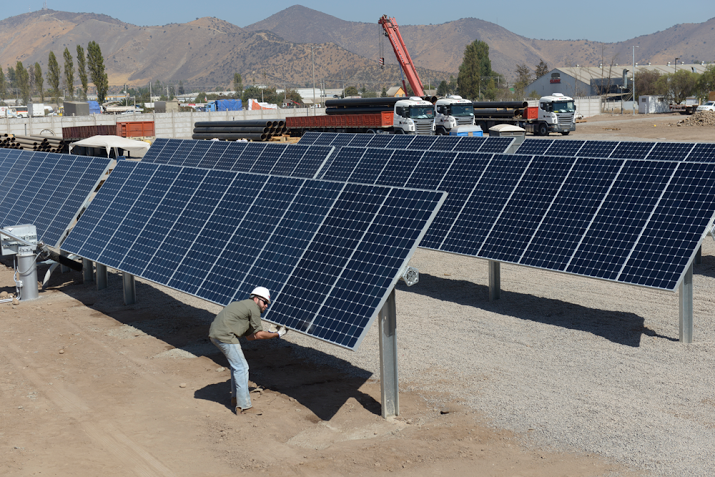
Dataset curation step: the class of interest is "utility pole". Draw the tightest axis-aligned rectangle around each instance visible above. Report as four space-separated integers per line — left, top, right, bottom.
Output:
632 45 638 115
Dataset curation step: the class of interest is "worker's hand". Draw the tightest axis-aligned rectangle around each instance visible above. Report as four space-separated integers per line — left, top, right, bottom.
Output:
277 326 288 338
268 323 278 333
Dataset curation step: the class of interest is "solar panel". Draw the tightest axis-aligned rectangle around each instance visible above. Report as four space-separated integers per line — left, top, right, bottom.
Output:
429 136 461 151
297 131 321 145
545 140 584 157
141 138 169 162
61 161 446 349
385 135 415 149
452 136 487 152
610 141 655 159
515 139 553 155
0 151 112 247
366 135 394 148
408 136 437 150
250 144 287 174
479 137 516 154
687 143 715 162
645 142 694 162
577 140 619 157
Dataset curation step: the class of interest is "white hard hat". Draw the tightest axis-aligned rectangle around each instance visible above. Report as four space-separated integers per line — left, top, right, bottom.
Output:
250 286 271 304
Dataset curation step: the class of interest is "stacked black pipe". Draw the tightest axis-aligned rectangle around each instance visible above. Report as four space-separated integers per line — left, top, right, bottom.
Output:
192 120 287 141
0 134 70 153
324 97 400 115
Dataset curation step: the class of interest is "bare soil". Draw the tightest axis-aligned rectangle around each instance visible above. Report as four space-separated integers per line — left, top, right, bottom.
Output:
1 114 711 477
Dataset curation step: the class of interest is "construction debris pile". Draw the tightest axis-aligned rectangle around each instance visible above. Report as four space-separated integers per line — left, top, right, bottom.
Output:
192 120 287 141
676 111 715 127
0 134 70 153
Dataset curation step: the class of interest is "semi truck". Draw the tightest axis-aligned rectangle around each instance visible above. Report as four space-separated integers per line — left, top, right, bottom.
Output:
469 94 576 136
434 95 475 135
287 97 435 136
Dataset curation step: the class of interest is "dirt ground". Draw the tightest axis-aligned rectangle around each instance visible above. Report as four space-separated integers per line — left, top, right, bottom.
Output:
1 114 712 477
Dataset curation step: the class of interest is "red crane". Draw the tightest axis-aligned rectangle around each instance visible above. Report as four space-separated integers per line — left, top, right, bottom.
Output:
378 15 425 98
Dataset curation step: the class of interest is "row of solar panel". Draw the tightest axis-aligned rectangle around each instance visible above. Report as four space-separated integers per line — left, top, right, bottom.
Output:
315 146 715 291
142 138 334 178
61 161 446 349
298 131 515 154
0 148 111 247
297 131 715 162
514 138 715 161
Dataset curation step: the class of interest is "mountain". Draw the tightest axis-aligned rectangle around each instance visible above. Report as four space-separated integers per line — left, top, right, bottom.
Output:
1 7 713 96
0 9 451 92
246 6 715 77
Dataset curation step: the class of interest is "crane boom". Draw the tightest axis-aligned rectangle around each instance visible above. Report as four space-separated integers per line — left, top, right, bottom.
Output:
378 15 425 98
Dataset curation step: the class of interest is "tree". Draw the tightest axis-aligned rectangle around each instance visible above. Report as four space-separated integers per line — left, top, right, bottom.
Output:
76 45 88 100
381 86 387 97
34 63 44 101
63 47 74 100
7 67 16 97
457 40 493 100
233 73 243 97
634 70 661 99
0 68 6 99
535 59 549 79
514 63 534 98
15 61 31 105
656 70 699 104
437 80 449 96
178 81 185 95
697 65 715 101
47 51 61 104
87 41 109 104
343 85 358 97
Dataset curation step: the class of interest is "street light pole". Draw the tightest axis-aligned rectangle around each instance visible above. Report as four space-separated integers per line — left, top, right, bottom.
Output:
632 45 638 115
675 57 679 73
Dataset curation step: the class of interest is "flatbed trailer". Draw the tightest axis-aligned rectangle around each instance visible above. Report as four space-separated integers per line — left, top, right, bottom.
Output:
287 111 398 135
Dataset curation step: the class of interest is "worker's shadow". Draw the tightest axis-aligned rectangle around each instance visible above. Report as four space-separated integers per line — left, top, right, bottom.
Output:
194 339 380 420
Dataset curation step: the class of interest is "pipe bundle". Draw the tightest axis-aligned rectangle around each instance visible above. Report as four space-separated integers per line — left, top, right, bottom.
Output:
0 134 70 153
324 97 400 115
192 120 287 141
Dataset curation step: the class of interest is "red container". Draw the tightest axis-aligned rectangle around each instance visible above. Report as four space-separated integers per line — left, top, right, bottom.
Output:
62 125 116 139
525 107 538 120
287 111 392 129
116 120 155 138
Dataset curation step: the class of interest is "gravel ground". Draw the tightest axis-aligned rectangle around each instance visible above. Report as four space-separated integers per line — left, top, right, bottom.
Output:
279 240 715 477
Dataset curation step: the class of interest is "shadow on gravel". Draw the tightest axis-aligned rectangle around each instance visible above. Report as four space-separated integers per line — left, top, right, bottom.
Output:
39 263 378 421
399 272 677 347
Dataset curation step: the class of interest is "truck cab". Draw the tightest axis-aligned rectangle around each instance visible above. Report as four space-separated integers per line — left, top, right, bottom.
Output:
537 93 576 135
393 97 435 135
434 95 475 135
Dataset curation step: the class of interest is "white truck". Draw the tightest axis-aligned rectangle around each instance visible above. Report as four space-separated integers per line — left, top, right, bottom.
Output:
434 95 475 135
392 97 436 135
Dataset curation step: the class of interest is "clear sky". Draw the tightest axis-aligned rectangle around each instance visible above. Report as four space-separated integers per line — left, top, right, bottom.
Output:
4 1 714 43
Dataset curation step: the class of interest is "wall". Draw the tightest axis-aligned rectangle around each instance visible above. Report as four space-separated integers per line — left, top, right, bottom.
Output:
1 108 326 139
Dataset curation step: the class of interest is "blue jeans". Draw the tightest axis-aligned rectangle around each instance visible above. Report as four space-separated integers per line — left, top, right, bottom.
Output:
210 337 252 410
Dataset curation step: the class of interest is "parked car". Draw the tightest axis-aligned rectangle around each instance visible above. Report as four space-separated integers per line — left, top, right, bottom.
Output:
696 101 715 112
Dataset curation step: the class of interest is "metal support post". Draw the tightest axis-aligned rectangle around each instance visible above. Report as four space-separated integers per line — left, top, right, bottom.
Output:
123 273 136 305
378 288 399 418
96 263 108 290
695 245 702 265
82 258 94 283
488 260 501 301
679 262 693 343
17 246 39 301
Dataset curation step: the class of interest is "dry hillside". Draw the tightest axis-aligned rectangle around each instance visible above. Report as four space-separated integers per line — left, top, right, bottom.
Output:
247 6 715 78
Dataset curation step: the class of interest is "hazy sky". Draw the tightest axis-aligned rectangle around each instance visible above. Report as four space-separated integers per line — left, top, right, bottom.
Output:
5 1 714 43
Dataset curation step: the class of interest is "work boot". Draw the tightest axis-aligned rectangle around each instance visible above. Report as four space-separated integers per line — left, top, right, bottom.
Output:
237 407 262 416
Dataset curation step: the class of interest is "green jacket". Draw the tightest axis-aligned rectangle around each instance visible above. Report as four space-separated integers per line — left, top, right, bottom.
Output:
208 299 263 344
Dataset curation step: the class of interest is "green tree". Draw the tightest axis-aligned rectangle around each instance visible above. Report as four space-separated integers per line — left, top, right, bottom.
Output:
15 61 31 105
362 90 378 98
381 86 387 97
34 63 44 102
697 65 715 101
0 68 6 99
656 70 699 104
178 81 185 95
47 51 61 104
195 92 206 103
514 63 534 98
233 73 243 97
87 41 109 104
76 44 88 100
634 70 661 99
437 80 449 96
343 85 358 97
535 59 549 79
63 47 74 100
457 40 493 100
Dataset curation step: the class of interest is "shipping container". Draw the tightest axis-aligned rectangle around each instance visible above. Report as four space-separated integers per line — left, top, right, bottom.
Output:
117 121 155 138
62 125 117 139
287 111 393 131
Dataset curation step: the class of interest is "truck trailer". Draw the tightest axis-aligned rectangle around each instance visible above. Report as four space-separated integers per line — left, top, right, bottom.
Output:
470 94 576 136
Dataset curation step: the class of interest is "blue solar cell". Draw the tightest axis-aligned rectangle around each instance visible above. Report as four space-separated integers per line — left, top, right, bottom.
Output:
610 141 655 159
520 158 624 271
577 141 619 157
270 145 307 176
330 134 354 147
320 147 363 181
311 133 338 146
429 136 461 151
215 142 247 170
408 136 437 150
365 135 394 148
646 142 694 162
297 132 321 145
419 152 492 249
375 150 424 187
404 151 456 190
686 143 715 163
293 146 333 178
441 154 533 255
477 156 575 263
515 139 553 155
346 135 372 147
451 136 486 152
479 137 514 153
566 160 678 281
348 148 393 184
233 143 266 172
251 144 287 174
197 141 230 169
545 140 584 157
169 140 197 164
386 135 415 149
141 138 169 163
181 140 211 167
618 162 715 290
152 139 182 164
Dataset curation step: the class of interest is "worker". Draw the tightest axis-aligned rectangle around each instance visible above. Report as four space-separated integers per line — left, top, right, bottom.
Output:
208 286 287 415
